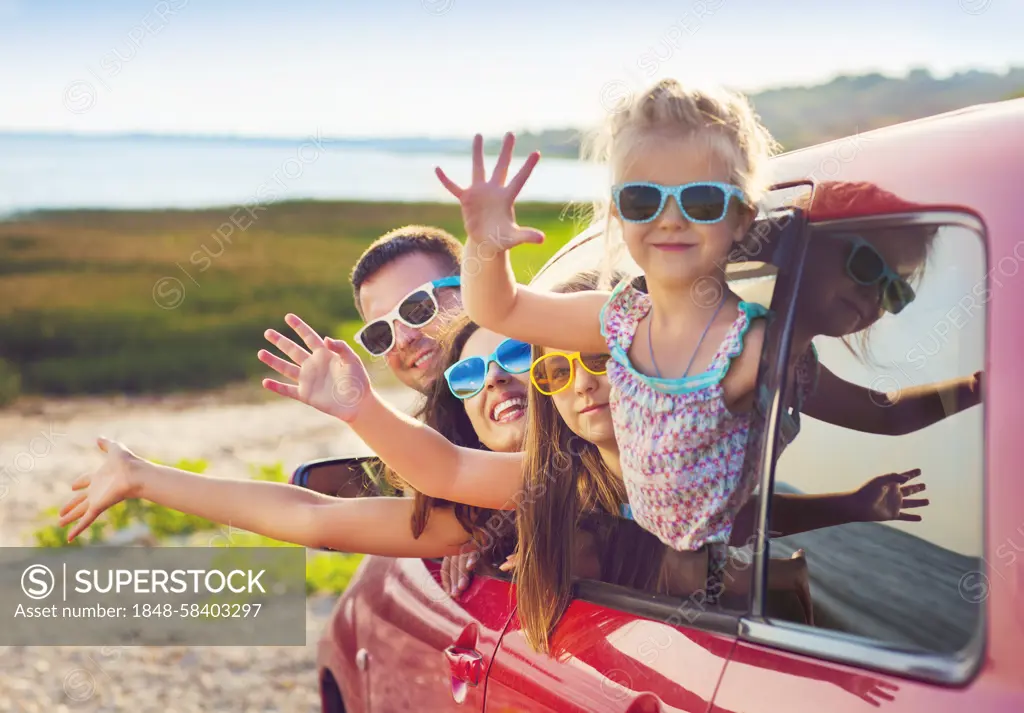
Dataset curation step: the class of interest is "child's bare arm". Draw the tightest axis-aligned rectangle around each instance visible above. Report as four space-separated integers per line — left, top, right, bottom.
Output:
436 133 607 353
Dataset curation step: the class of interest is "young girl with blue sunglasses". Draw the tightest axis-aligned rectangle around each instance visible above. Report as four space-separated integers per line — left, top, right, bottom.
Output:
426 80 982 591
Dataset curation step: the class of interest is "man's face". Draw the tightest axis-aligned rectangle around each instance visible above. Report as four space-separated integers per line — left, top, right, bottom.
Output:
357 251 462 393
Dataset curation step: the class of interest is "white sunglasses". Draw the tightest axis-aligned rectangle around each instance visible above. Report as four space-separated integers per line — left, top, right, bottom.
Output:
354 276 461 356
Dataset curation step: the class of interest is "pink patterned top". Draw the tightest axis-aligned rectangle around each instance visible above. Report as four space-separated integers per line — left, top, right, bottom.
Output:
599 280 818 553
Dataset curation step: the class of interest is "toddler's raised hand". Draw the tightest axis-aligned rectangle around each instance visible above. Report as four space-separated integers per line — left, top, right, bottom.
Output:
435 132 545 249
260 314 371 422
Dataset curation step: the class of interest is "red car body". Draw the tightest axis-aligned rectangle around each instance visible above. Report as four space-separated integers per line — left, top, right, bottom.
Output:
313 99 1024 712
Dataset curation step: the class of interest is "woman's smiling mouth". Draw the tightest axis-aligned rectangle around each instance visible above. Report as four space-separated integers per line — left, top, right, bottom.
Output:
490 396 527 423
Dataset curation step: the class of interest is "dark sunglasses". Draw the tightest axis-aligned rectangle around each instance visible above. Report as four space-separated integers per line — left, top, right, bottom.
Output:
827 233 916 315
612 181 748 224
443 338 533 400
354 276 460 356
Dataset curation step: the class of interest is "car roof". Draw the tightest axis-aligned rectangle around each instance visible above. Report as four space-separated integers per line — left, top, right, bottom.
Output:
532 98 1024 287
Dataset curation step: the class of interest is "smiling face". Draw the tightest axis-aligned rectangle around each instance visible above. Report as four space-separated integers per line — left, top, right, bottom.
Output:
458 329 529 453
358 251 462 393
800 229 928 338
613 135 752 290
541 349 617 450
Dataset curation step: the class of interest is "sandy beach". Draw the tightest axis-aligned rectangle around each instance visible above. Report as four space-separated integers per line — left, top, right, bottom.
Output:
0 383 419 712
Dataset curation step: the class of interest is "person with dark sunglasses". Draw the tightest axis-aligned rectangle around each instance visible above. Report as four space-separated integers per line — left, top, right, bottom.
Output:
746 181 983 437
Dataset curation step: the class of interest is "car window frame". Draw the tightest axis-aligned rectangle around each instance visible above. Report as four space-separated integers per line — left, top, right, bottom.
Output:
740 209 989 687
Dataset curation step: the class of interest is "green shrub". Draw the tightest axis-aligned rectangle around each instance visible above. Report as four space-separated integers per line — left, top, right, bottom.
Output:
0 358 20 405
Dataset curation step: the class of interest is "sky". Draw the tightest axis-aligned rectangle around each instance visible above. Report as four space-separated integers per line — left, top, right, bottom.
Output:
1 0 1022 139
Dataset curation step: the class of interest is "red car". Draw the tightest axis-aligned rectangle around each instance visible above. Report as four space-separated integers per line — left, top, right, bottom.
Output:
298 99 1024 712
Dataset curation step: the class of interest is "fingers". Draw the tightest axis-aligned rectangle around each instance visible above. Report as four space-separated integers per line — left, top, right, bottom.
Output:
491 132 515 185
900 498 930 508
900 482 927 496
506 151 540 199
899 468 922 482
514 226 546 245
257 349 300 382
283 314 326 352
440 557 453 593
262 378 300 401
264 329 311 365
71 473 91 491
471 133 485 184
67 508 99 543
435 166 464 198
59 499 89 528
324 337 359 362
897 512 923 522
59 492 87 518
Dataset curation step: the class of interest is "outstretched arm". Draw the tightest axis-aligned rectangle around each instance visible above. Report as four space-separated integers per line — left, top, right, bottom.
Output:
436 133 608 354
730 470 928 545
802 365 982 436
259 314 525 510
60 439 472 557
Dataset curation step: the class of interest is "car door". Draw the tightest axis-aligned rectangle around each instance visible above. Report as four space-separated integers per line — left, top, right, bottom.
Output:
483 511 740 713
356 554 518 711
712 209 1023 712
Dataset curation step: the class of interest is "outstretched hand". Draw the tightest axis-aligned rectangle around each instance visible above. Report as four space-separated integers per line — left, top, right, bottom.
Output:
59 437 141 542
259 314 372 422
851 469 929 523
435 132 545 249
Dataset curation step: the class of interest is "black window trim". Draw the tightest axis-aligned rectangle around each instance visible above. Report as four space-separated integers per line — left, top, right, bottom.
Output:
743 209 988 687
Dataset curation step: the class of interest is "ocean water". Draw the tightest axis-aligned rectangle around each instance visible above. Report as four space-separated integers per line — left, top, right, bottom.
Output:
0 133 608 216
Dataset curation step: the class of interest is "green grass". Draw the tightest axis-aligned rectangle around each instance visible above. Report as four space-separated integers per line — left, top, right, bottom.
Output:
0 199 587 400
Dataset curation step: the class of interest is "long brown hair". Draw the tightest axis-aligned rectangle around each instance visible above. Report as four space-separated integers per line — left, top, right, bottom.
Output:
382 314 514 558
514 269 637 653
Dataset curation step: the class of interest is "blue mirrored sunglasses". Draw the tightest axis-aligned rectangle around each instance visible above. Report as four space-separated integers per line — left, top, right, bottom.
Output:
444 338 533 400
612 181 748 224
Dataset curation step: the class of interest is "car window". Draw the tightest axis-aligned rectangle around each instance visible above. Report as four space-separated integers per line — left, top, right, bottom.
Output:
752 219 986 660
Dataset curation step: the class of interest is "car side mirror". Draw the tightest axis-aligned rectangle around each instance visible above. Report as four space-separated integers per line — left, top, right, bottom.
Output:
290 456 396 499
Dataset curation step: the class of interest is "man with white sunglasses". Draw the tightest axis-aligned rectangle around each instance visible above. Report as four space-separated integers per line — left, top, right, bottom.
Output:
350 225 464 394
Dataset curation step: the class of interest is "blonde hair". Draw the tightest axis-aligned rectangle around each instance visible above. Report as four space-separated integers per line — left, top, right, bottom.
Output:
581 78 780 288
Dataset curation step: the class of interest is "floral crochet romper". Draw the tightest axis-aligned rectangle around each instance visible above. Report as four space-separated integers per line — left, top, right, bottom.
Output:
600 279 819 601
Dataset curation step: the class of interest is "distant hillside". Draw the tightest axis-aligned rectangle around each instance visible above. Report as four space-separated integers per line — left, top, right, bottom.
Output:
500 67 1024 157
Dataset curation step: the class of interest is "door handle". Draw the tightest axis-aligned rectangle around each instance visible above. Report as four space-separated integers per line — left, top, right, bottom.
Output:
443 645 483 686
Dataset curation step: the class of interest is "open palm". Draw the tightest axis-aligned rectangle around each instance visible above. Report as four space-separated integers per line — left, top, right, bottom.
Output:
435 132 546 249
259 313 371 422
59 437 140 542
853 469 929 522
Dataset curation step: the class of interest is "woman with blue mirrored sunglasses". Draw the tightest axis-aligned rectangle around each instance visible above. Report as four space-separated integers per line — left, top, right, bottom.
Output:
444 337 533 399
612 181 750 224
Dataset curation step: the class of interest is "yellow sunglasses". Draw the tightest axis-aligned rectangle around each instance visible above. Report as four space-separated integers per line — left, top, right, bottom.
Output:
530 351 611 396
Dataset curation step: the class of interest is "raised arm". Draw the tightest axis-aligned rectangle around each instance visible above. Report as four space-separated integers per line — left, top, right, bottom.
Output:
259 314 525 510
60 439 472 557
435 133 607 354
802 365 982 436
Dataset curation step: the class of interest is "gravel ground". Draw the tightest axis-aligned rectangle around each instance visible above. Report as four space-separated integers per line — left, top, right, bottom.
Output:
0 383 418 712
